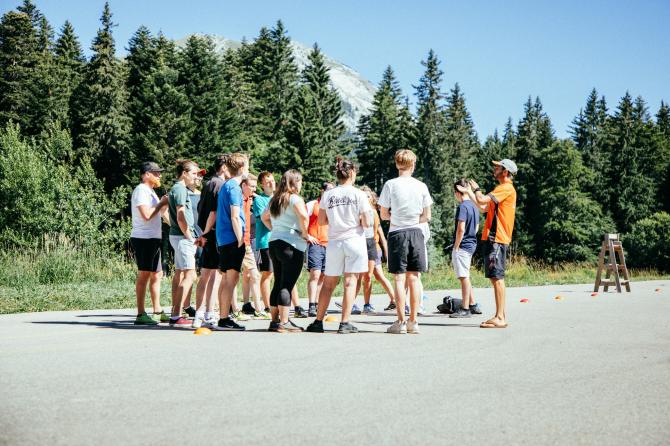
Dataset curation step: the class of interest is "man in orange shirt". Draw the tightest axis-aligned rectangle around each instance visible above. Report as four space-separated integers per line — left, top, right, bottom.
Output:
305 182 335 317
239 174 267 319
458 159 517 329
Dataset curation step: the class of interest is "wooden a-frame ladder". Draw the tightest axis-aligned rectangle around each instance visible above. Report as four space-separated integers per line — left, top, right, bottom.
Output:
594 233 631 293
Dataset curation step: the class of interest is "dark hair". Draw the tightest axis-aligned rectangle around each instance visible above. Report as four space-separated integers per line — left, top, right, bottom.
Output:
334 156 357 182
175 159 198 178
258 171 273 184
213 154 228 174
454 178 468 193
321 181 334 191
269 170 302 218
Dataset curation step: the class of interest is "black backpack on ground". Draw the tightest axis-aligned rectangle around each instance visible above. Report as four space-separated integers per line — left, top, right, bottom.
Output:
437 295 462 314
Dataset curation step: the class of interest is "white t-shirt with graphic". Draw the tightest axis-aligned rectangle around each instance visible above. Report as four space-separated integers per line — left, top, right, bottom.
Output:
321 185 371 241
131 183 162 239
378 176 433 232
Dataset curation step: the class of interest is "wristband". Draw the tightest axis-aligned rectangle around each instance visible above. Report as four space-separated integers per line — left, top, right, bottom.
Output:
473 188 480 193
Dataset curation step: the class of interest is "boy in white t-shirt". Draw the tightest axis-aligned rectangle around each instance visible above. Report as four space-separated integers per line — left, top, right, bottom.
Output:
378 149 433 334
130 161 169 325
306 158 371 334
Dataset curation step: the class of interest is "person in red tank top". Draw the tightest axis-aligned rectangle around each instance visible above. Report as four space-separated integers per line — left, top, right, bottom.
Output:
305 182 334 316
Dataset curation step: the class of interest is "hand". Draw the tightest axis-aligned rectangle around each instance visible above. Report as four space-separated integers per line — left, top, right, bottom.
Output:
196 236 207 247
468 179 480 191
456 184 470 194
306 234 319 245
238 239 244 248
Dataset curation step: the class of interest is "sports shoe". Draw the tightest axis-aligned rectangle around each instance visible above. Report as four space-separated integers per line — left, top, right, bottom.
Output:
213 317 246 331
231 311 251 321
308 303 317 317
387 320 407 334
151 311 170 323
253 310 271 320
183 306 196 318
203 316 217 328
407 320 420 334
268 321 280 332
363 304 375 314
192 317 203 329
293 306 308 318
449 308 472 318
241 302 256 315
351 304 362 315
169 317 191 328
305 320 324 333
135 312 159 326
277 320 304 333
418 295 428 315
470 303 482 315
337 322 359 334
384 302 396 311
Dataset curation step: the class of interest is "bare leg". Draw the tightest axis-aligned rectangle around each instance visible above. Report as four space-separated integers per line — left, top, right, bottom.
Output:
315 276 340 321
363 261 374 305
204 269 221 313
488 278 506 323
307 269 321 304
373 266 394 302
278 305 290 324
249 269 262 312
393 274 407 322
177 270 196 314
459 277 471 310
260 271 272 310
341 273 359 323
149 271 163 313
218 270 240 318
135 271 151 314
407 272 421 322
170 271 181 316
291 286 300 308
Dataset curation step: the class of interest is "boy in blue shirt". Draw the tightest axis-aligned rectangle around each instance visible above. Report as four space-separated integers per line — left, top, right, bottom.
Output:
450 178 482 318
214 153 250 331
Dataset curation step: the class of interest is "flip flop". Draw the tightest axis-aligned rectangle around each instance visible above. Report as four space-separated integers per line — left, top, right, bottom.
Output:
480 319 508 328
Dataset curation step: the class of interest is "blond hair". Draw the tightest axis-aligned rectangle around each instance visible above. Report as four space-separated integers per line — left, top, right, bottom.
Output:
225 152 248 176
241 173 258 185
394 149 416 170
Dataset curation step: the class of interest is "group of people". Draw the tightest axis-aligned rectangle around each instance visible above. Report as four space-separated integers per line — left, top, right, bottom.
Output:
129 148 518 333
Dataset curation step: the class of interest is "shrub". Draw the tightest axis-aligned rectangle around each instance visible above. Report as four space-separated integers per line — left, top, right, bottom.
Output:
624 212 670 271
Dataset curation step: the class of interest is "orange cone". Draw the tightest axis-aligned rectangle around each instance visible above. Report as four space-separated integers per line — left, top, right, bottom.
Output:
324 315 338 322
193 327 212 336
591 292 598 297
520 298 529 303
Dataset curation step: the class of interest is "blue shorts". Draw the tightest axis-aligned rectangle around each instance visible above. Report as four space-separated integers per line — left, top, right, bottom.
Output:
307 244 326 272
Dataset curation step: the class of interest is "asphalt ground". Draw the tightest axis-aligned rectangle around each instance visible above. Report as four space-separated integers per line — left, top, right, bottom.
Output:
1 280 669 446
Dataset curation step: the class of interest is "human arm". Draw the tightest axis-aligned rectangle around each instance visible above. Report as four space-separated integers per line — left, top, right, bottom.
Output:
231 205 243 247
379 207 391 221
318 208 328 226
292 198 312 240
176 205 193 240
457 179 491 207
261 208 272 231
419 205 431 223
136 195 168 221
454 220 465 251
377 224 388 259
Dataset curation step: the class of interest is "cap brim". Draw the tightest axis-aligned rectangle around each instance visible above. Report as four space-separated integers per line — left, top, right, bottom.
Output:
492 160 502 165
197 169 206 176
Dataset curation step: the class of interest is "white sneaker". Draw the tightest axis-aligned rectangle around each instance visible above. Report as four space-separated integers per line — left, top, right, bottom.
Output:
387 320 407 334
202 317 216 328
407 320 420 334
192 317 203 329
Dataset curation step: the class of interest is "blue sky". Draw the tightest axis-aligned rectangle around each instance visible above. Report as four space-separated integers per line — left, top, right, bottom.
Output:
3 0 669 139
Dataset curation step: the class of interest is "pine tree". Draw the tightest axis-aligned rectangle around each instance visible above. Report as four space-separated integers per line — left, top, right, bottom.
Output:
71 2 131 191
655 101 670 212
514 96 555 256
0 10 39 131
176 34 223 160
52 20 85 131
357 66 412 192
287 44 345 198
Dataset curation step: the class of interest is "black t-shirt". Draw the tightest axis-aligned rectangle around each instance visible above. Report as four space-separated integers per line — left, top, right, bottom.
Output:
197 176 225 232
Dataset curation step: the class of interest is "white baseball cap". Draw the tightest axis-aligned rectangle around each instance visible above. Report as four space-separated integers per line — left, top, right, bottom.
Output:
492 159 518 175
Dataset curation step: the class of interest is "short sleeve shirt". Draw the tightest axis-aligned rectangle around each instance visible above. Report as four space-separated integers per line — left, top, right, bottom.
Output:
253 193 272 250
453 200 478 254
168 182 194 236
269 194 307 251
321 185 371 241
216 179 245 246
481 180 516 245
378 176 433 232
197 176 225 232
130 183 161 239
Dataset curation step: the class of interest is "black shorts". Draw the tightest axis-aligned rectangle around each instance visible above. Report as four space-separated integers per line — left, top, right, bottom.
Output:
200 233 219 270
387 228 427 274
130 237 162 273
218 242 246 273
256 247 274 273
483 241 508 279
366 237 377 261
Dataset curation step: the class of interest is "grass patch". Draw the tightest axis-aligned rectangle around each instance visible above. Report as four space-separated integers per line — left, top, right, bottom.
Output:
1 241 668 314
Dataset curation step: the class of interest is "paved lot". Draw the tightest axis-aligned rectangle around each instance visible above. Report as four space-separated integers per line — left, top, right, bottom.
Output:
1 280 669 446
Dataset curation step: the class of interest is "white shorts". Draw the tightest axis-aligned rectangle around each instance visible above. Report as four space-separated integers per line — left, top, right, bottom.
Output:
325 236 368 276
452 248 472 278
169 235 197 270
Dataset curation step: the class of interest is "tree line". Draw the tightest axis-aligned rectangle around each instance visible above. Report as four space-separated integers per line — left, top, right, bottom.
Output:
1 1 669 269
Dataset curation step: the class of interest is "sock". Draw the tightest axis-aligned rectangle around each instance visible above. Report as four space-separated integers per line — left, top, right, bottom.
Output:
170 315 180 321
195 311 205 320
205 311 214 320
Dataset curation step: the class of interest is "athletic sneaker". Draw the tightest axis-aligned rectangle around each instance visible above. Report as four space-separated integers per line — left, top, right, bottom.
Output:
151 311 170 323
449 308 471 318
384 302 396 311
387 320 407 334
308 303 317 317
268 321 280 332
363 304 375 314
277 320 304 333
305 320 324 333
203 316 217 328
192 317 203 329
470 303 482 315
213 317 246 331
351 304 362 315
337 322 359 334
183 306 196 318
253 311 271 320
231 311 251 321
241 302 256 315
293 306 308 318
418 295 428 315
169 317 191 328
135 313 158 326
407 320 420 334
